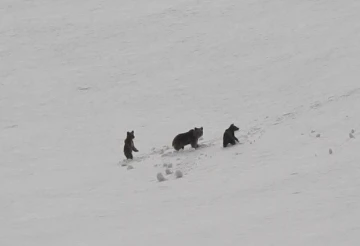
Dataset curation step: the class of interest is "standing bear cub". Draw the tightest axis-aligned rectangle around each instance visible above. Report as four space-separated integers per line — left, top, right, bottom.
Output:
172 127 203 151
223 124 240 148
124 130 139 159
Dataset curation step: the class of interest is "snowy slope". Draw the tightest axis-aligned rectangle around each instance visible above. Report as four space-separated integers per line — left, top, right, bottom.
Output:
1 0 360 245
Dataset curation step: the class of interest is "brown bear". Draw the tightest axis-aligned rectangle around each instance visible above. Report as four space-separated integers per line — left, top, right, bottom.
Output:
223 124 239 147
172 127 203 151
123 131 139 159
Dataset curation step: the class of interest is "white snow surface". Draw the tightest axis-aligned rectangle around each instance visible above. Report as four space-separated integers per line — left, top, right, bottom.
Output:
2 0 360 245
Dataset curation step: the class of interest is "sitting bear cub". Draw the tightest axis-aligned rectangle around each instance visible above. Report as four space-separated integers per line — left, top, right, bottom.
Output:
223 124 239 148
172 127 203 151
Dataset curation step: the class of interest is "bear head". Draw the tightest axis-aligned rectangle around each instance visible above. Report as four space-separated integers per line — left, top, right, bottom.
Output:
127 130 135 139
229 124 239 132
194 127 203 138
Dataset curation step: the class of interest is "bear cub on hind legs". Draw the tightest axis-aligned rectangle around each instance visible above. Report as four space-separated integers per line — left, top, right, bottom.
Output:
223 124 240 148
124 131 139 159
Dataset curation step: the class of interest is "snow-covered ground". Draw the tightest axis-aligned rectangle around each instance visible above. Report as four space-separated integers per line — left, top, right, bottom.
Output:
1 0 360 245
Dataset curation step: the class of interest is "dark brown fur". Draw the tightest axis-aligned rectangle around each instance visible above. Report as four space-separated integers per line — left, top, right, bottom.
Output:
172 127 203 151
223 124 239 148
124 131 138 159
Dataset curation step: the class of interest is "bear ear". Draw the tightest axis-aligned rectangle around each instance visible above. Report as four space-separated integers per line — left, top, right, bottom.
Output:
131 130 134 134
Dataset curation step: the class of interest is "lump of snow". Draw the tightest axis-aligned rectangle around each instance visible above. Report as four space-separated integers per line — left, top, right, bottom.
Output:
165 168 172 175
167 163 173 168
163 163 168 168
349 133 355 139
316 133 321 138
351 129 355 134
127 165 134 170
329 148 333 155
157 172 166 182
175 170 183 179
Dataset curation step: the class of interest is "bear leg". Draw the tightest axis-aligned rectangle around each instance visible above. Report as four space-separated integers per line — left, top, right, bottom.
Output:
191 140 199 149
223 139 229 148
125 153 133 159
